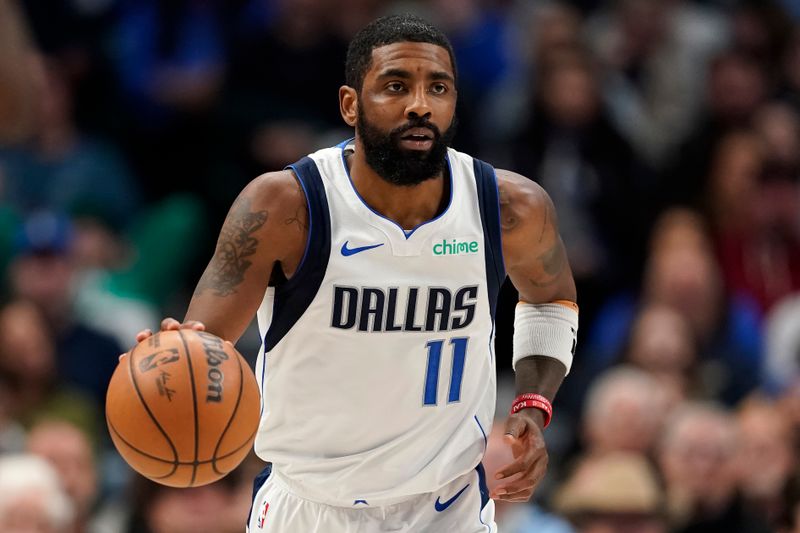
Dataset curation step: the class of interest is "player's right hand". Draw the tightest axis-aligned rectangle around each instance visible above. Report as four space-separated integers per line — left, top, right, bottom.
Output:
119 318 207 360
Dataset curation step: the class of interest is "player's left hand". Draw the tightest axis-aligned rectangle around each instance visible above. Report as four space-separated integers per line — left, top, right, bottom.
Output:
490 411 548 502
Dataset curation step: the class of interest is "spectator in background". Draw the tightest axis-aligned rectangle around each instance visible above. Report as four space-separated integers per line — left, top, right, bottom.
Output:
15 0 121 136
657 402 770 533
624 303 697 403
482 422 576 533
111 0 225 201
0 299 98 436
729 0 795 80
510 45 650 326
0 454 74 533
585 0 729 165
661 50 768 209
764 293 800 393
735 397 797 528
7 211 122 407
553 452 667 533
581 367 670 458
125 466 254 533
708 128 800 312
0 376 26 453
0 53 141 224
27 419 124 533
427 0 521 154
0 0 37 144
475 1 586 152
219 0 348 193
780 27 800 110
585 207 762 405
754 101 800 184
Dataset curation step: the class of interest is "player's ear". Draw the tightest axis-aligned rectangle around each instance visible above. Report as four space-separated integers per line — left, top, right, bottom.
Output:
340 85 358 128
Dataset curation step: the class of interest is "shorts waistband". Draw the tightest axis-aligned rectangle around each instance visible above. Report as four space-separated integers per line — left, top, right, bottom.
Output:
270 470 423 509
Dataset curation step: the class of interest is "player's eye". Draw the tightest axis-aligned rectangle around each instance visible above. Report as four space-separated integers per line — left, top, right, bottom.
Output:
386 82 405 92
431 83 448 95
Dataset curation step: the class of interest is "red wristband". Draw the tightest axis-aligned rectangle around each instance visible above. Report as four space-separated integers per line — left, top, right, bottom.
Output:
510 393 553 428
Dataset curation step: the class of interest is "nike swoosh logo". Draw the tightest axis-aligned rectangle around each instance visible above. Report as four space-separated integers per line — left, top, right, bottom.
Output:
434 484 470 512
341 241 384 256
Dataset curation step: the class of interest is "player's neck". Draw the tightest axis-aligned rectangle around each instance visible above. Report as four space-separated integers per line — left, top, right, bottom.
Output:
345 149 448 231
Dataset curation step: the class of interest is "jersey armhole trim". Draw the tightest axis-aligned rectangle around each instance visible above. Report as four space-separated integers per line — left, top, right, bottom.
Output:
473 158 506 317
264 157 331 352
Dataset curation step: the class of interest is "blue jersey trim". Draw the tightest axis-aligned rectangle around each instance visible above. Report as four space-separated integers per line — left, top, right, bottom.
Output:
476 463 490 511
259 350 268 416
247 464 272 527
264 157 331 352
473 159 506 318
474 415 487 450
339 143 454 240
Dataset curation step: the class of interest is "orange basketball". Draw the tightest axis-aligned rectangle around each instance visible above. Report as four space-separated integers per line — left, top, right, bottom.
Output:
106 329 260 487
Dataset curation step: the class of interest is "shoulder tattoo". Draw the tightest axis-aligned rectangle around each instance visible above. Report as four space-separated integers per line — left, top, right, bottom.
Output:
195 197 268 297
528 239 566 288
529 204 566 288
283 199 308 234
498 185 518 231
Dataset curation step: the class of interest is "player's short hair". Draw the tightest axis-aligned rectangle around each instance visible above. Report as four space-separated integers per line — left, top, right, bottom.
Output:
345 14 457 92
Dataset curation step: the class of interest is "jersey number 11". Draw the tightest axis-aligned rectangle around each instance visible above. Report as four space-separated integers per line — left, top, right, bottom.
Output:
423 337 469 405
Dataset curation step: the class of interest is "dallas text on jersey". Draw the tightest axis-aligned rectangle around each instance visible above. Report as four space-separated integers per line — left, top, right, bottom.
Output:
330 285 479 332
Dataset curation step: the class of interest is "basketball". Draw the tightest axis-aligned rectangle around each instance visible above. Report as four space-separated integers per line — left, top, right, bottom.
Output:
105 329 260 487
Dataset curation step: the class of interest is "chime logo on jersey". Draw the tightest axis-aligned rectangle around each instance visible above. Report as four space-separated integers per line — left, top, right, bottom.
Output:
432 238 479 256
256 500 269 529
331 285 479 332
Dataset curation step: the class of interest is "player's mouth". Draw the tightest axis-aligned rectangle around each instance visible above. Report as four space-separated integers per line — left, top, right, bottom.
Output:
399 128 435 150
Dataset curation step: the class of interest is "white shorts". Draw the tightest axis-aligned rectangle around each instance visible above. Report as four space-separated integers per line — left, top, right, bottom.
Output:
246 465 496 533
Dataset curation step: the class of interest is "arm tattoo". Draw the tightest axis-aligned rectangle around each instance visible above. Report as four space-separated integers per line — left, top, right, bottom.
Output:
195 198 268 297
538 204 549 243
527 242 566 288
499 186 518 231
284 205 308 233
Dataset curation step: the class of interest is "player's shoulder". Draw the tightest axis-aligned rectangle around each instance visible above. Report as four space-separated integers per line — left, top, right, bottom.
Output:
241 169 307 215
493 168 552 233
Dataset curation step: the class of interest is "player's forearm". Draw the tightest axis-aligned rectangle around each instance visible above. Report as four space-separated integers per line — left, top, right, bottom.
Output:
514 355 566 400
513 356 566 428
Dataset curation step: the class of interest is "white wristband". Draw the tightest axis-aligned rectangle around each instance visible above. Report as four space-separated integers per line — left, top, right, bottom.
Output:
513 301 578 374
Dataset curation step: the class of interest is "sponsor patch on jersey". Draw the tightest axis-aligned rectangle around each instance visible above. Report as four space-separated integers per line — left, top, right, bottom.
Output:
432 238 480 256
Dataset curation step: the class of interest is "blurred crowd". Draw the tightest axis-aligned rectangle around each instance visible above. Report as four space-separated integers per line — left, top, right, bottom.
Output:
1 0 800 532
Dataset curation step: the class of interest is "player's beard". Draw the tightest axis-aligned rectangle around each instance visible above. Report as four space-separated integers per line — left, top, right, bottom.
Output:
357 105 457 187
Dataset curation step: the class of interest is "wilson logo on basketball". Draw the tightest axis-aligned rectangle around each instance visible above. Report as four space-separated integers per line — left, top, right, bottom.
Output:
198 332 229 403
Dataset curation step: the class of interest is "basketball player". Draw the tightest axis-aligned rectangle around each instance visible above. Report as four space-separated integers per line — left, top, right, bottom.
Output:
134 15 577 532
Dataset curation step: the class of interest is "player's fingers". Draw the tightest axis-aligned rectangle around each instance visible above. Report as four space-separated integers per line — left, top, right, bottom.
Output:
118 352 128 362
496 492 534 503
135 328 153 343
161 317 181 331
493 453 548 497
493 485 534 501
494 454 531 480
503 416 528 440
179 320 206 331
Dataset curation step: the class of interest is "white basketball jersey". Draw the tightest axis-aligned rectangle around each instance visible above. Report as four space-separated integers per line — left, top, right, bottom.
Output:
253 141 505 507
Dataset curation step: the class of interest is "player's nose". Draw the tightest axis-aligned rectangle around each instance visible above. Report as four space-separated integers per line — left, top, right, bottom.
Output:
405 86 432 119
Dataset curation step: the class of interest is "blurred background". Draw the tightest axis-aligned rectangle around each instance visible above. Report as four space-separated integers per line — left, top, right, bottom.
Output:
1 0 800 531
